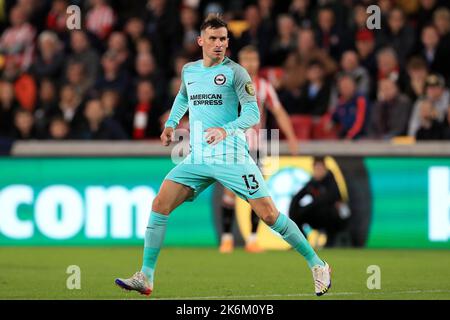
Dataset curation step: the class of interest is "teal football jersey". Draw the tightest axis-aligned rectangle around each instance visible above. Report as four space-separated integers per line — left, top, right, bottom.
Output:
165 57 260 159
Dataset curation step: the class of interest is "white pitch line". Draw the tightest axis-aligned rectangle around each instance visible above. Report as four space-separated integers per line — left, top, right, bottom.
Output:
151 289 450 300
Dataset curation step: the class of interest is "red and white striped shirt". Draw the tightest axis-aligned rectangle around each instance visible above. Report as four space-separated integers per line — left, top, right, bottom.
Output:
246 76 281 150
86 5 115 40
0 23 36 70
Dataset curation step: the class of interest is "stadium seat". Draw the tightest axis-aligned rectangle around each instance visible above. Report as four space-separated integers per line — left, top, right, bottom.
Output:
289 115 313 140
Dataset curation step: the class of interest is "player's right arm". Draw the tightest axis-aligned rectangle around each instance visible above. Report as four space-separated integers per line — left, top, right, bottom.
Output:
161 67 189 146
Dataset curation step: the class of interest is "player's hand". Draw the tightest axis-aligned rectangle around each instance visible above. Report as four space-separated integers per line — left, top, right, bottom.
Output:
205 127 227 146
160 127 174 146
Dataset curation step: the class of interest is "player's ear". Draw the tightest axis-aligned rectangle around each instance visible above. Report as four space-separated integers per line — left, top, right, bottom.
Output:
197 35 203 47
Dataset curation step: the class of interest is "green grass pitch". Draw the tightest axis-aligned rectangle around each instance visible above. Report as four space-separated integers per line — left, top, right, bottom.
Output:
0 247 449 300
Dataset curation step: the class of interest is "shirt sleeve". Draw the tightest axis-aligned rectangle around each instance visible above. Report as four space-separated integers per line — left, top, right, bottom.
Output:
222 65 260 135
164 67 189 129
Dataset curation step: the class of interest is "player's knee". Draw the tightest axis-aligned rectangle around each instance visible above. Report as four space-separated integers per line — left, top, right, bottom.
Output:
260 210 278 226
151 195 172 215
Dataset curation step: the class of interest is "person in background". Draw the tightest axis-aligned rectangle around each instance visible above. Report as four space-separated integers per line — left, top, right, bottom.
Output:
75 98 127 140
68 30 100 91
131 80 164 140
408 73 450 136
404 56 429 102
298 60 332 116
339 50 371 97
32 30 64 81
11 108 37 140
415 99 443 140
0 5 36 73
377 7 415 65
369 78 412 139
331 74 368 140
289 157 349 247
47 116 70 140
354 29 377 77
85 0 116 41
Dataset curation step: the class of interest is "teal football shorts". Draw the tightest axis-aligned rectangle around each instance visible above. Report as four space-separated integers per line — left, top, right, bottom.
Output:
165 153 270 201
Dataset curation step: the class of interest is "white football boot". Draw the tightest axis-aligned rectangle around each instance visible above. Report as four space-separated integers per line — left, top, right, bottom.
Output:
311 261 332 296
115 271 153 296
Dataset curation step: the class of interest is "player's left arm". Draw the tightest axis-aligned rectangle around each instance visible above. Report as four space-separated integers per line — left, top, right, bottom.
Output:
206 66 260 145
265 84 299 155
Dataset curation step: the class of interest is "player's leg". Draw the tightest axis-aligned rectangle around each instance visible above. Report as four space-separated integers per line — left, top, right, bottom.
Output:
245 209 264 253
248 196 332 296
141 180 194 280
219 188 236 253
215 157 331 296
115 180 193 295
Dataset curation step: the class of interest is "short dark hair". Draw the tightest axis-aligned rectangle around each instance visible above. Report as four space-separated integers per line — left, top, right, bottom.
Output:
200 13 227 32
313 156 326 166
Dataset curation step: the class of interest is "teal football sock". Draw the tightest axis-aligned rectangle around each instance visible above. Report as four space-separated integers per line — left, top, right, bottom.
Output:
141 211 169 283
270 213 325 268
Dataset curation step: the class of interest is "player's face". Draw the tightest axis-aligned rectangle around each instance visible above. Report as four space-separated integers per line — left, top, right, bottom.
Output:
239 51 259 76
198 27 229 63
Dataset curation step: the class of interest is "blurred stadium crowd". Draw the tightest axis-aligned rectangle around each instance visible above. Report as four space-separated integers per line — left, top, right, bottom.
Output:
1 0 450 142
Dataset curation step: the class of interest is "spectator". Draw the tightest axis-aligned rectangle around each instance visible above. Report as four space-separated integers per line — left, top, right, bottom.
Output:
134 52 166 100
107 31 131 70
178 6 201 59
11 108 36 140
33 31 64 80
0 81 19 137
0 5 36 73
75 99 127 140
315 6 347 60
298 60 332 116
85 0 116 41
124 17 146 45
131 80 164 139
47 116 70 140
46 0 69 36
332 74 368 139
68 30 100 90
288 156 349 247
238 5 273 66
355 29 377 77
369 78 412 139
415 99 443 140
339 50 371 97
289 0 314 28
418 25 441 72
144 0 181 71
34 78 59 136
284 27 337 90
95 50 130 96
377 7 415 64
409 73 450 136
53 84 84 132
404 56 429 103
268 14 297 66
416 0 440 34
65 60 91 98
376 47 407 91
